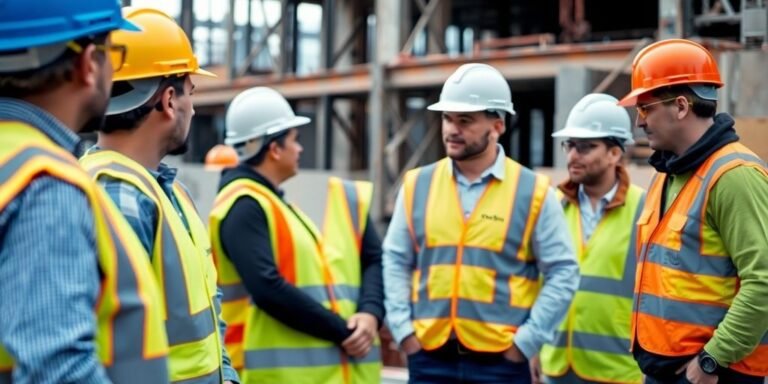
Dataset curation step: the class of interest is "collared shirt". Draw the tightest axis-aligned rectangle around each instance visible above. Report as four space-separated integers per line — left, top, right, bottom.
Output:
0 98 111 383
577 182 618 242
90 146 239 383
383 145 579 359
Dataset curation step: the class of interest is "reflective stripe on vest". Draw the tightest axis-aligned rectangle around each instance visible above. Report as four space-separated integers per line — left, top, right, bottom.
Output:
633 142 768 376
80 150 222 383
211 179 355 384
0 122 169 383
403 157 549 352
541 184 644 383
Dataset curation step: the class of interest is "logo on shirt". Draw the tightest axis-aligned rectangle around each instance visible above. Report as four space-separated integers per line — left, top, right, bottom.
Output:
481 213 504 223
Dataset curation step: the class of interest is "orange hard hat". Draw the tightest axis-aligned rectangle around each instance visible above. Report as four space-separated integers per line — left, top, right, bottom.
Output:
205 144 239 171
618 39 723 106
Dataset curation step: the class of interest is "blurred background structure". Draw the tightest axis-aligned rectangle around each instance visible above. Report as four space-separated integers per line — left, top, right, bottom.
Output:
121 0 768 371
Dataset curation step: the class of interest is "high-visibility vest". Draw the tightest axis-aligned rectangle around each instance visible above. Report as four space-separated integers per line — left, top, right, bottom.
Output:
80 150 223 383
540 184 644 383
633 142 768 376
402 157 550 352
210 177 380 384
0 122 169 383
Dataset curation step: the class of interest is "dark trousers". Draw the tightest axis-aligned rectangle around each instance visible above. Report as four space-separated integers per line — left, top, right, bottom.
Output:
407 340 532 384
644 371 764 384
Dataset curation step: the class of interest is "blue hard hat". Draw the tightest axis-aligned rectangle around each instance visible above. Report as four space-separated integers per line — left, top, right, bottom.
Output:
0 0 140 52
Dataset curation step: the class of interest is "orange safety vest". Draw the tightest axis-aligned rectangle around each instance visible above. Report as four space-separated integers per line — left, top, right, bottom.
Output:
632 142 768 376
402 157 550 352
0 121 169 383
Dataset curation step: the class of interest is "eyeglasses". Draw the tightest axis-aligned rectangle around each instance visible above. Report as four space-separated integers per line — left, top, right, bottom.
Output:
67 41 127 72
636 97 690 119
561 140 599 155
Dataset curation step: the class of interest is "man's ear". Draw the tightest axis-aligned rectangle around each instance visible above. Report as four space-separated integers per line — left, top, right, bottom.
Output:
73 44 100 87
159 85 176 119
676 96 691 120
493 116 506 137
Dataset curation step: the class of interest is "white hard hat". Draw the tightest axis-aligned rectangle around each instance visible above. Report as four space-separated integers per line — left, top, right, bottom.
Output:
225 87 311 146
427 63 516 116
552 93 634 145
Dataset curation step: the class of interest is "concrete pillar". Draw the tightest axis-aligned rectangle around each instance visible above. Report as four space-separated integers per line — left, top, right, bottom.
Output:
554 66 593 168
369 0 404 224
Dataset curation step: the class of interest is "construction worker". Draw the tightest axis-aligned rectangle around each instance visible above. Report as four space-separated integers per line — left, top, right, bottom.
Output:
0 2 170 383
538 93 645 384
383 63 579 383
78 7 238 384
209 87 384 383
618 39 768 383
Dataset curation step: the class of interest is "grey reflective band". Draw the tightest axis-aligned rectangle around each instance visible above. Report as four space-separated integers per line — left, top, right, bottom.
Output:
637 293 727 327
549 331 630 355
245 345 381 369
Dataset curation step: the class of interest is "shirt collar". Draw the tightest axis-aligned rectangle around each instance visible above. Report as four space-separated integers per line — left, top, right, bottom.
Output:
451 144 507 184
0 98 81 155
88 145 178 186
577 181 619 206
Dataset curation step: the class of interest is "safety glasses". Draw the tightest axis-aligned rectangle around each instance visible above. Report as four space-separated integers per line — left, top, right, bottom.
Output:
636 97 690 119
67 41 127 72
561 140 600 155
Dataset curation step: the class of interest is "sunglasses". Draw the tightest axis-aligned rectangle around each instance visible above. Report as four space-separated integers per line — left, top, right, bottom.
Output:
561 140 600 155
67 41 127 72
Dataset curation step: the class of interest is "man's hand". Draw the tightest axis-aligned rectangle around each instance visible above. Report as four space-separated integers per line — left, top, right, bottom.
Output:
676 357 718 384
502 343 527 363
401 334 422 355
342 312 377 358
529 355 542 384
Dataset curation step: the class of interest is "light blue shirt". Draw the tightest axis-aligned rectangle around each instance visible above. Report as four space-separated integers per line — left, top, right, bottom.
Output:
383 145 579 359
577 182 619 242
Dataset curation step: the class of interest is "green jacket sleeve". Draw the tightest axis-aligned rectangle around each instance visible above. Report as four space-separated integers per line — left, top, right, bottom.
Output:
703 165 768 366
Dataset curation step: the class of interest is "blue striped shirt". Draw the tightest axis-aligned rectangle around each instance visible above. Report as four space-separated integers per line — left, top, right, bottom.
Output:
89 147 239 383
0 98 111 383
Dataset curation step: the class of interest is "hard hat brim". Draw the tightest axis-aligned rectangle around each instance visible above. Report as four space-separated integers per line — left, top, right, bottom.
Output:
193 67 217 78
552 126 635 145
427 101 488 113
106 77 161 115
224 115 311 146
120 18 142 32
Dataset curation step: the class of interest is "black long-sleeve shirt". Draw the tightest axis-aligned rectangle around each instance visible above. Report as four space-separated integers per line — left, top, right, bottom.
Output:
217 165 384 344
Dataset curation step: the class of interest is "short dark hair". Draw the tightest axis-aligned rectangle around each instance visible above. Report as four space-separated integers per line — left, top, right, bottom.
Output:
102 74 188 133
245 130 291 167
0 34 108 98
650 84 717 119
483 110 503 120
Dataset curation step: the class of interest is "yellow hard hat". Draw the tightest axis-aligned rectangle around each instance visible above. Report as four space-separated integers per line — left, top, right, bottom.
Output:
205 144 239 171
111 7 215 81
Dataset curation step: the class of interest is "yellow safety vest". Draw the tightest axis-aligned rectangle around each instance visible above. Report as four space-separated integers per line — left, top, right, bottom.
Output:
0 122 168 383
80 150 223 383
540 184 644 383
210 177 380 384
402 157 549 352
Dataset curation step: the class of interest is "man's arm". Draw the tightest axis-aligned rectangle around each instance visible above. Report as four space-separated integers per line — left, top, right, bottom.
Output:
0 178 110 383
382 190 417 345
214 287 240 383
99 177 158 255
704 166 768 365
356 216 385 325
513 187 580 359
219 196 351 343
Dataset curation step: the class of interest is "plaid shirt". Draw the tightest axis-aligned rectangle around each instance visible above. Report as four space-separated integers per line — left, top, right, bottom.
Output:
90 147 239 383
0 98 112 383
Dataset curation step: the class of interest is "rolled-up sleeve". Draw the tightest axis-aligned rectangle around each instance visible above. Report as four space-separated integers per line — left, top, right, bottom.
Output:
382 189 417 345
513 187 579 359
